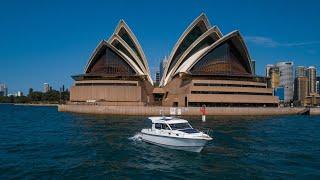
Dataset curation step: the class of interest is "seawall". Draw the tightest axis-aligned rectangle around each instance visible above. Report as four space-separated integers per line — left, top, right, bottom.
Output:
310 108 320 115
58 104 320 116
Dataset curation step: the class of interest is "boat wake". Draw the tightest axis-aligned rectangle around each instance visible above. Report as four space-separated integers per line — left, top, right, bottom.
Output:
128 133 142 142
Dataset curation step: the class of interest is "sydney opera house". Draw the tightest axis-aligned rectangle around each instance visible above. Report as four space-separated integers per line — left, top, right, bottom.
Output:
70 13 279 107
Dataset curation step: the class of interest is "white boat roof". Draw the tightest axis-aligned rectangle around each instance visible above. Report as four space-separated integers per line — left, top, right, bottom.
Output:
148 116 188 124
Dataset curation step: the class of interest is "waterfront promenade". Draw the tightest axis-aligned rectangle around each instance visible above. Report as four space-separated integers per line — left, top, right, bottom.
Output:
58 104 320 116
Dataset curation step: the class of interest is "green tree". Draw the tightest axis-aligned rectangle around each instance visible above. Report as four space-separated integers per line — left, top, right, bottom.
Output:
0 88 68 104
61 91 70 102
29 91 43 101
15 96 31 103
42 90 60 102
0 96 11 103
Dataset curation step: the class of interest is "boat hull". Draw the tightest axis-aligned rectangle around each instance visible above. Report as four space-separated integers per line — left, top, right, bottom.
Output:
141 132 209 152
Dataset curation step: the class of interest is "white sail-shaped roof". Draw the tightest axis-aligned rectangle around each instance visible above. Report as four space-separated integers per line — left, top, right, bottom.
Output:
108 34 147 75
162 26 223 86
84 40 144 75
160 13 212 86
177 31 253 75
108 20 153 84
83 15 253 87
161 13 254 86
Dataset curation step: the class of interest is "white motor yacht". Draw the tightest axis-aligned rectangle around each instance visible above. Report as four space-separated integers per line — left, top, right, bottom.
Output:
140 117 213 152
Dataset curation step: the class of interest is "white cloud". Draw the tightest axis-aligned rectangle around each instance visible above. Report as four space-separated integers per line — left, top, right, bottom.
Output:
245 36 278 47
307 49 317 54
245 36 320 48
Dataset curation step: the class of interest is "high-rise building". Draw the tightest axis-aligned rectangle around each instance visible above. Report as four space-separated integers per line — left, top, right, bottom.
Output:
0 84 8 96
317 77 320 94
265 64 274 77
159 56 168 79
44 83 50 93
17 91 23 97
0 84 4 96
269 67 280 89
307 66 317 95
276 61 294 103
295 66 307 77
274 87 285 102
251 60 256 75
155 70 160 85
265 64 280 89
294 76 308 105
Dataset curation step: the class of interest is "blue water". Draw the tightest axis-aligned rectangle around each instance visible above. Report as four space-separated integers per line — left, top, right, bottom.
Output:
0 104 319 179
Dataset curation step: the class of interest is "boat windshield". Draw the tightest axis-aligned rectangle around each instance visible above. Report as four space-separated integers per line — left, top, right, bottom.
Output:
169 123 192 130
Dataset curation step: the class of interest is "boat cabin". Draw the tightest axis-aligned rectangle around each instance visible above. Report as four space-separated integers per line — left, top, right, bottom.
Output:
148 117 199 133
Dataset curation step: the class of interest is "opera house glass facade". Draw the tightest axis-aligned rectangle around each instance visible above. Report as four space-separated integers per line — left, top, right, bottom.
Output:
70 13 279 107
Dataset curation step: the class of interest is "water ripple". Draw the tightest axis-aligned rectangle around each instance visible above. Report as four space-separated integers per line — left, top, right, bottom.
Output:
0 105 320 179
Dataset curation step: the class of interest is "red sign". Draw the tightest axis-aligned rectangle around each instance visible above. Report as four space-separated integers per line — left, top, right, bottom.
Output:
200 105 206 115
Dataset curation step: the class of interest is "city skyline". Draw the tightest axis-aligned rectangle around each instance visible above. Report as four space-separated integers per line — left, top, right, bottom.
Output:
1 0 320 94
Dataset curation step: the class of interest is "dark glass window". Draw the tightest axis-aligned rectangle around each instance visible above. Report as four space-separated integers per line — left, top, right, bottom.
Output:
155 123 161 129
112 40 142 72
112 41 135 62
87 46 136 75
169 123 191 130
155 123 170 130
193 83 266 88
161 124 170 130
183 35 216 62
167 21 207 74
191 91 272 95
190 40 251 76
118 28 145 68
176 35 216 71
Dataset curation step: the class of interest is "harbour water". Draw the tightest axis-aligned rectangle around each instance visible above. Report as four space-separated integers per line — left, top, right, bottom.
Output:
0 104 319 179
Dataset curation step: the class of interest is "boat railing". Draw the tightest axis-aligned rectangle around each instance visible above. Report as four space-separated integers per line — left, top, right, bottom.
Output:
198 128 213 136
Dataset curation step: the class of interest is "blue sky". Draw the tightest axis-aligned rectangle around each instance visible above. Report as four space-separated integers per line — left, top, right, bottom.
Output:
0 0 320 94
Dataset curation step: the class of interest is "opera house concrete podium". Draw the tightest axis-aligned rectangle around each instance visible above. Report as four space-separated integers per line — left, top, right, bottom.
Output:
70 20 154 106
69 14 279 107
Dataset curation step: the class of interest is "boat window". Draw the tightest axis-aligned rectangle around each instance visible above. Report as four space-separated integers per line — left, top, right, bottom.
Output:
161 124 170 130
169 123 192 130
155 123 161 129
